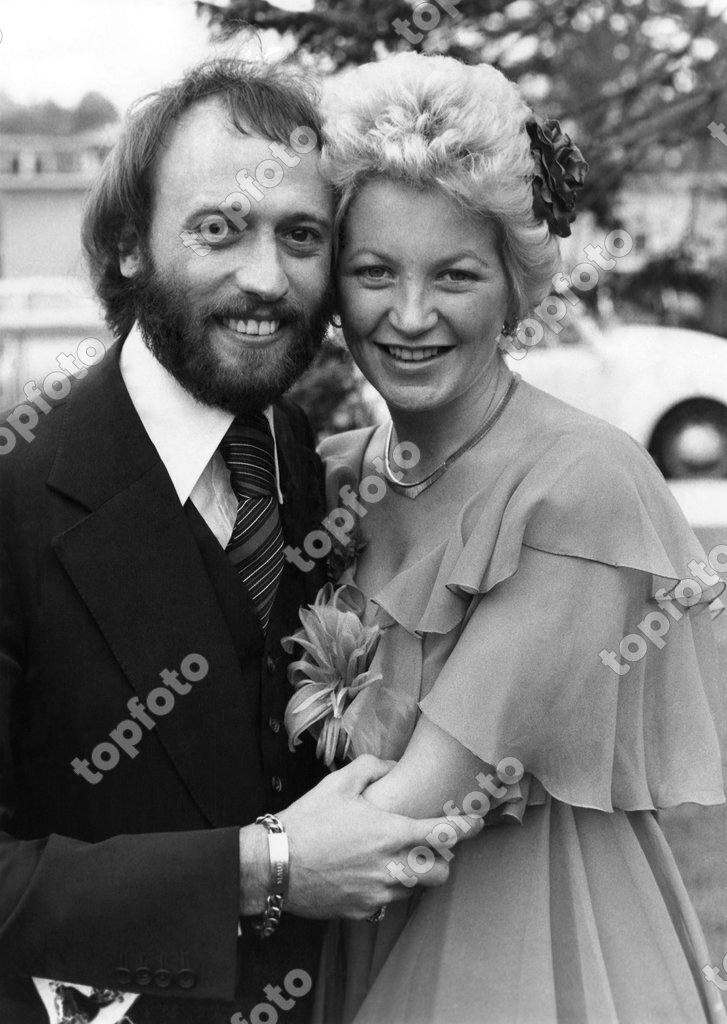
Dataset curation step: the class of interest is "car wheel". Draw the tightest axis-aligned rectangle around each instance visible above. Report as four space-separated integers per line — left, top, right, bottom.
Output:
651 401 727 479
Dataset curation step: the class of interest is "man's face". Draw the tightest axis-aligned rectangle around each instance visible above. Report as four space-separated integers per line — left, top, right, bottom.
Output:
122 97 334 412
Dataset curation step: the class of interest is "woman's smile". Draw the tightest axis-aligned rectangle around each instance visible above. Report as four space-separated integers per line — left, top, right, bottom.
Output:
373 341 451 365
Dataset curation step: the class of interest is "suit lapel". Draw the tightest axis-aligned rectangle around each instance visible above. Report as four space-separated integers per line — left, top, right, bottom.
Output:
48 347 258 826
273 404 326 562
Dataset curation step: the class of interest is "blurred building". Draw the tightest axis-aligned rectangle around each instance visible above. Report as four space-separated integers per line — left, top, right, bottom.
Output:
0 127 117 278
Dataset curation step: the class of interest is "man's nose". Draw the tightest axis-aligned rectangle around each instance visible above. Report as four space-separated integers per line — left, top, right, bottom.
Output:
232 234 290 301
388 283 438 336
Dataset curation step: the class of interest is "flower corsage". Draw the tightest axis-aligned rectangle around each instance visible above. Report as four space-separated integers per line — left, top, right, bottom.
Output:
282 583 381 770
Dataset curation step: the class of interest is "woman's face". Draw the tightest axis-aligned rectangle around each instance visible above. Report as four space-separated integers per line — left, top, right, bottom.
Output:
336 179 510 416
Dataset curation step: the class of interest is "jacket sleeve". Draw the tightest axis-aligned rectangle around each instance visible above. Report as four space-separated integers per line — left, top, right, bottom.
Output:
0 527 242 1001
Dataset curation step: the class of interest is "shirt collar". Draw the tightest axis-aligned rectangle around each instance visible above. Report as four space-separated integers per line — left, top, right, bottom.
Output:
119 323 284 504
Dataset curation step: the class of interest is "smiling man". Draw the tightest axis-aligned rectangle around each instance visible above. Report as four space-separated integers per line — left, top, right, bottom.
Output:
122 98 332 413
0 59 474 1024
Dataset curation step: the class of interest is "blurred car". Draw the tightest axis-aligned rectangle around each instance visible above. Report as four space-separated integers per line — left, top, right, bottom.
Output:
0 276 112 409
505 309 727 479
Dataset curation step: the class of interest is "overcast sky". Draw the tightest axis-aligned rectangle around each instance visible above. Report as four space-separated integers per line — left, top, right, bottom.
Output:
0 0 311 114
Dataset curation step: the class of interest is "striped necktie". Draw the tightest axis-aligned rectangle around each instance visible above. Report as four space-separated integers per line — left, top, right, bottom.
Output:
219 412 285 632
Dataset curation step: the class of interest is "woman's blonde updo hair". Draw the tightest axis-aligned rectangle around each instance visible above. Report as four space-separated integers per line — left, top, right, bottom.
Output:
321 52 561 322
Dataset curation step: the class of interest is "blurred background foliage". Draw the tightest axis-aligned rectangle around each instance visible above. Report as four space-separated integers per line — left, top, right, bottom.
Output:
289 334 382 438
612 242 722 328
0 91 119 135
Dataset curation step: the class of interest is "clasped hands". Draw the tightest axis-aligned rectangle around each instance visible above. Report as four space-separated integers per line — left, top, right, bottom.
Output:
239 755 484 921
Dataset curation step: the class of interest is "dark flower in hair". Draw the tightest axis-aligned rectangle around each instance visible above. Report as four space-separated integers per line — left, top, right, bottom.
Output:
526 118 588 238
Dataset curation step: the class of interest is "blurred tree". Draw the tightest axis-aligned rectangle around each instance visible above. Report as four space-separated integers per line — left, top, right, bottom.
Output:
196 0 727 225
613 244 721 329
73 92 120 132
0 92 118 134
0 98 69 134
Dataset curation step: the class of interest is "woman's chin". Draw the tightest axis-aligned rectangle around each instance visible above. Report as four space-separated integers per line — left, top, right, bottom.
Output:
379 388 440 417
385 391 442 415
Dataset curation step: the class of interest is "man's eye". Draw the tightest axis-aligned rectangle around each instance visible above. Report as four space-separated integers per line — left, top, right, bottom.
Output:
286 227 321 245
197 214 237 245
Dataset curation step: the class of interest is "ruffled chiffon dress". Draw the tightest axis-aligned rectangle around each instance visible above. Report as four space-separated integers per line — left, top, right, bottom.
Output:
314 381 726 1024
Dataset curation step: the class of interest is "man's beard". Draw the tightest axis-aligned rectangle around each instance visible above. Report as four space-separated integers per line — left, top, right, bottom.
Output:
129 253 334 413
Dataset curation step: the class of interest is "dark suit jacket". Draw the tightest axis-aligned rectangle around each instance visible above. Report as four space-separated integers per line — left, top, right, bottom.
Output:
0 342 329 1022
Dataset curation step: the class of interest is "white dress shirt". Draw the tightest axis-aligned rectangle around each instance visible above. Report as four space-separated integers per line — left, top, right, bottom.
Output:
119 323 284 547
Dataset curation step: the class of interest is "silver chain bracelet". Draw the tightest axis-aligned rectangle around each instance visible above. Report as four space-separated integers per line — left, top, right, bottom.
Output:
251 813 289 939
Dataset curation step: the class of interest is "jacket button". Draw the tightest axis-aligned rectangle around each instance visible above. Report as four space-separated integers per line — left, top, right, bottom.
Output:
114 967 132 987
268 716 281 734
266 655 276 674
176 969 197 990
271 775 283 793
135 966 152 986
154 968 172 989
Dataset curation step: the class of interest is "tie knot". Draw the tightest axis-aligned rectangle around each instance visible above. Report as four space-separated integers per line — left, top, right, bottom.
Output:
219 412 277 499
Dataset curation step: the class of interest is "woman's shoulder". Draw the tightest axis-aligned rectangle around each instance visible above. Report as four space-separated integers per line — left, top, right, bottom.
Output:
318 424 380 466
498 379 668 514
317 425 383 511
465 378 697 589
514 379 650 469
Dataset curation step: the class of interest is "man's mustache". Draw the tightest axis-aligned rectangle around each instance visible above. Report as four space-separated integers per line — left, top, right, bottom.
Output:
204 298 304 324
134 266 311 326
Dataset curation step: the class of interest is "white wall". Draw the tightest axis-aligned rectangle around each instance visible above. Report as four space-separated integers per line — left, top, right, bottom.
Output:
0 185 88 278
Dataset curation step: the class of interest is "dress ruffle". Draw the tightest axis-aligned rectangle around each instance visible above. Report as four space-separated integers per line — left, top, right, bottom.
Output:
319 383 725 814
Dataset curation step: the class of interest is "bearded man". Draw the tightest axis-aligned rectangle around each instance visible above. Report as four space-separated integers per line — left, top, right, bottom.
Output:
0 59 473 1024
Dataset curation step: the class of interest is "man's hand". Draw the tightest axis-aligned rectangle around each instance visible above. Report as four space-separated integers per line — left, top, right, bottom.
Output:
239 755 484 921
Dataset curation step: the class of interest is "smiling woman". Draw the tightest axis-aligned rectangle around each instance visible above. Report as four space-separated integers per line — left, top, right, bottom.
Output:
312 51 727 1024
336 179 510 432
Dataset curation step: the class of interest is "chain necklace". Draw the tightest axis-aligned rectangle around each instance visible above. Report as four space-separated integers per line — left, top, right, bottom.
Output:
383 373 520 499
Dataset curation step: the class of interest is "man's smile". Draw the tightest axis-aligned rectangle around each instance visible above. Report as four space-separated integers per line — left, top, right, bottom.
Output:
216 316 286 346
220 316 282 337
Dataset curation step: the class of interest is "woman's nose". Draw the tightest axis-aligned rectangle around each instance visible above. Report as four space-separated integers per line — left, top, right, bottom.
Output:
388 284 438 336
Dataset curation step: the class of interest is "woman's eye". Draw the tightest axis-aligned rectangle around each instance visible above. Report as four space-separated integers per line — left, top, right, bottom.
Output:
441 269 475 283
359 266 391 281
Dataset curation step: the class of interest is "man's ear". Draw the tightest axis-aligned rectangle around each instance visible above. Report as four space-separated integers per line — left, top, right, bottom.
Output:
118 228 142 279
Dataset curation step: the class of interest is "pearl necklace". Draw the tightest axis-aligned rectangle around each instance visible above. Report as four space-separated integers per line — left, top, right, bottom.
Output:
383 373 519 499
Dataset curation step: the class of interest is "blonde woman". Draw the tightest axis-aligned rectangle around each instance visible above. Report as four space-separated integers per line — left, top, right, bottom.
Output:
313 53 726 1023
